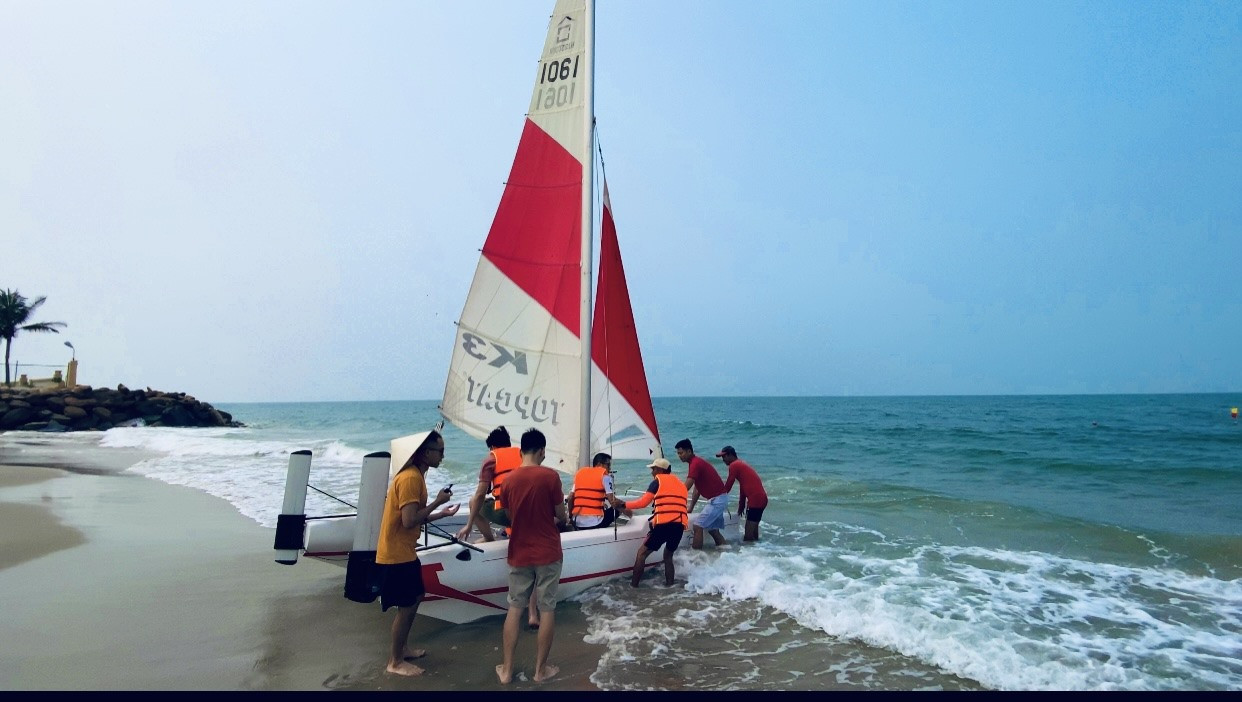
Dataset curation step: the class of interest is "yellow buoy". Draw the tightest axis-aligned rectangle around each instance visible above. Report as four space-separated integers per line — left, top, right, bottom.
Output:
1232 407 1239 419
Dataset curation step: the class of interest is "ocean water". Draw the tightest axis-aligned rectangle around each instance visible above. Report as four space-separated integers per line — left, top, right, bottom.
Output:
31 394 1242 690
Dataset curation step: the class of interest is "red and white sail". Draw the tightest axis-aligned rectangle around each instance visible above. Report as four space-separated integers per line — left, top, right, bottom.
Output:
441 0 659 470
590 183 661 459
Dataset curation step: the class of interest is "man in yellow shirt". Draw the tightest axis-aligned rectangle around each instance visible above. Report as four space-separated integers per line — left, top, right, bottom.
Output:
375 429 459 677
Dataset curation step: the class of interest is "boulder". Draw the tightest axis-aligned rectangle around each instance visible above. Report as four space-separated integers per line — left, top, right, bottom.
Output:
63 405 88 420
2 407 34 428
160 405 194 427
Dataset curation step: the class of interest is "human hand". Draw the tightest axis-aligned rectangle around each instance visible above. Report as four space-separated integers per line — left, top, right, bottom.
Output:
436 485 453 504
442 503 461 517
455 525 471 541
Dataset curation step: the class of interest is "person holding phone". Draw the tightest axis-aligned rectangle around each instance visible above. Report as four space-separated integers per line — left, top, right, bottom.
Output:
375 430 460 677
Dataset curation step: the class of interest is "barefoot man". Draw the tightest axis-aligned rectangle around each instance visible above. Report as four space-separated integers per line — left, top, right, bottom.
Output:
375 429 459 676
676 438 728 549
496 428 569 684
610 457 688 587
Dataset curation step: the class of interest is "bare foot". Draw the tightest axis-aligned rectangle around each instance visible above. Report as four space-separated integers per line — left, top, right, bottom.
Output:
403 648 426 661
495 664 513 685
386 660 425 677
534 664 559 683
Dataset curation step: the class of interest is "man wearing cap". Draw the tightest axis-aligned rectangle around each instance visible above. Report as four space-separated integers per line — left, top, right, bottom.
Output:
675 438 728 549
609 457 689 587
717 445 768 542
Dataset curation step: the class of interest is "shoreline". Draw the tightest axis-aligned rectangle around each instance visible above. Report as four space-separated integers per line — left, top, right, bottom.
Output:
0 445 604 690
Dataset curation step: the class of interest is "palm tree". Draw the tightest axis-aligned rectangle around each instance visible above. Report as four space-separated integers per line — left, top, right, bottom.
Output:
0 289 68 386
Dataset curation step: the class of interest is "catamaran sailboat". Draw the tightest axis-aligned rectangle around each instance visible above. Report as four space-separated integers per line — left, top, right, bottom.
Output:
272 0 735 624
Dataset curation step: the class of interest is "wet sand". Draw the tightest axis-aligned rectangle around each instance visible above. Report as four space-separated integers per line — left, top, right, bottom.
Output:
0 448 603 690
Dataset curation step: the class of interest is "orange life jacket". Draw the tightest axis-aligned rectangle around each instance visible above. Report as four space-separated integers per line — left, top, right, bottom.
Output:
652 473 689 528
571 466 609 518
490 446 522 509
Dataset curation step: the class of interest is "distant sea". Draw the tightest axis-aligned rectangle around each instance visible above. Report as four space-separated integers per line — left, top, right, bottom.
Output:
43 394 1242 690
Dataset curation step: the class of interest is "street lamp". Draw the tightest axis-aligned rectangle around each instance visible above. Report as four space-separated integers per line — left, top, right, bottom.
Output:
64 341 75 361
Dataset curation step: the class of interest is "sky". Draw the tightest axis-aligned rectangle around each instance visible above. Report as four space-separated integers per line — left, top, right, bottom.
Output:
2 0 1239 403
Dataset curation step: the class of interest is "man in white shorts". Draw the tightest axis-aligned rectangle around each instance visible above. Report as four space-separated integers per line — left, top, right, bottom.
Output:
675 438 728 549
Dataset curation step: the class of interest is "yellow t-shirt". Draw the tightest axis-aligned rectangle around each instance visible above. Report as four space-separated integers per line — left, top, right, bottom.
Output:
376 467 428 565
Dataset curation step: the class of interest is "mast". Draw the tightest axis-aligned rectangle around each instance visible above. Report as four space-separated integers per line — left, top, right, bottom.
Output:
577 0 595 469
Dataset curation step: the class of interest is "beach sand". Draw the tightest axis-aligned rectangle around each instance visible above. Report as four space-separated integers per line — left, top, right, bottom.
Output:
0 446 603 691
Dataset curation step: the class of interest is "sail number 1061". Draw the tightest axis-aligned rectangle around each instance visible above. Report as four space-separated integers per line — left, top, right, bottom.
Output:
541 56 579 83
535 57 580 110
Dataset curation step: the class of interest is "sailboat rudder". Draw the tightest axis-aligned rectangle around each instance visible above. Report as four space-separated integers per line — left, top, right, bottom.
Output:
343 451 390 604
273 450 312 565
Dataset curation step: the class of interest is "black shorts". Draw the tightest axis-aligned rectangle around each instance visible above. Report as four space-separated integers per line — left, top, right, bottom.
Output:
378 560 426 611
644 521 684 553
745 506 765 522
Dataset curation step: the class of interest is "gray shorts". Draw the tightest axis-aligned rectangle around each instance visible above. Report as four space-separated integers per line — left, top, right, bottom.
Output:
507 560 562 612
692 494 729 531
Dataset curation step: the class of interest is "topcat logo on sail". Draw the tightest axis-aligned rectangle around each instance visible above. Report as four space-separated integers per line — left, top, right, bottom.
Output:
464 376 563 426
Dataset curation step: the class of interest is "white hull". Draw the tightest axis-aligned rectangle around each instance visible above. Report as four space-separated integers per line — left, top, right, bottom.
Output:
303 511 737 624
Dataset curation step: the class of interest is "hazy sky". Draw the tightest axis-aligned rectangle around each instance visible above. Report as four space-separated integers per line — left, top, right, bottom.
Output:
3 0 1239 403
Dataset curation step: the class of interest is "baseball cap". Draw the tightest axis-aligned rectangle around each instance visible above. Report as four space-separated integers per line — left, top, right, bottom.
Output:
647 458 672 470
715 445 736 457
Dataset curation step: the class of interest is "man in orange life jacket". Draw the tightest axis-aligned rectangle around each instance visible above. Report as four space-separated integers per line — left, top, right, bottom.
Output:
567 452 617 529
609 457 689 587
456 426 522 543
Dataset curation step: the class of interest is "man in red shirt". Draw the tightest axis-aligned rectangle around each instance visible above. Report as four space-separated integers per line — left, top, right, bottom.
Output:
676 438 728 549
717 445 769 542
495 428 568 685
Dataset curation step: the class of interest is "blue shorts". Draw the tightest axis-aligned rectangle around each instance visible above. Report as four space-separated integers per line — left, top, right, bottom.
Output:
745 506 765 522
692 494 729 531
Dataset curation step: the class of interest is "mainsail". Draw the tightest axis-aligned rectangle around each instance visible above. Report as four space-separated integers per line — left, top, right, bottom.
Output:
440 0 660 470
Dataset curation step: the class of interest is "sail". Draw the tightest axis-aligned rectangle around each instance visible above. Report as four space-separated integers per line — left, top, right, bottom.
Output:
441 0 592 470
442 0 660 469
590 182 661 459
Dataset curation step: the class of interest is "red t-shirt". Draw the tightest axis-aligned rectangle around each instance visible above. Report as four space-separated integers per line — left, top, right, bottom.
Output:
501 464 564 567
687 455 725 499
477 455 496 483
723 459 768 509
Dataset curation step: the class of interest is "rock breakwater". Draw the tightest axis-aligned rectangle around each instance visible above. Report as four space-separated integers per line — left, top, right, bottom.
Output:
0 385 242 432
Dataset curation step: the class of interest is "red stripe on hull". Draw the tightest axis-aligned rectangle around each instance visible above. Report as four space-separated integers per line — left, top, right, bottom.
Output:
419 563 658 604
